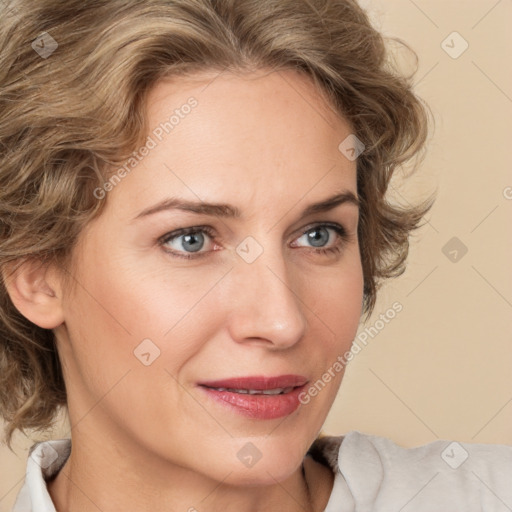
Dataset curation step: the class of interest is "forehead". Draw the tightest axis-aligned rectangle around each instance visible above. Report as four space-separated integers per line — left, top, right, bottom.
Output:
107 69 357 218
147 68 348 145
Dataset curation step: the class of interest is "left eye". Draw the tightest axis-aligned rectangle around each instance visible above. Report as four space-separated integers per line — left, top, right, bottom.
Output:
160 223 347 259
293 225 343 250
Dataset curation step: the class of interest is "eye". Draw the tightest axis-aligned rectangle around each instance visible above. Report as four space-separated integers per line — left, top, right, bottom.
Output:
159 226 216 259
292 223 348 255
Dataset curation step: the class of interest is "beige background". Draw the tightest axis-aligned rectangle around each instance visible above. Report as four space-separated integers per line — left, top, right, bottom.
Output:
1 0 511 509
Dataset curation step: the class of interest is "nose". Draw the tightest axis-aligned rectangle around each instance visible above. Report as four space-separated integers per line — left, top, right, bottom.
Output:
226 246 308 350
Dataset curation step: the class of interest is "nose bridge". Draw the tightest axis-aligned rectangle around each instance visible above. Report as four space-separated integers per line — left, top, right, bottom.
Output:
227 238 307 348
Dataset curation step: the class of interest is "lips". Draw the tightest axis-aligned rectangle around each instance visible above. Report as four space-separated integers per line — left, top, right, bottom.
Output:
198 375 308 420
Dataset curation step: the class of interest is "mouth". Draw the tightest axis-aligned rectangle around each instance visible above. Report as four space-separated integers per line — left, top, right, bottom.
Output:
197 375 308 420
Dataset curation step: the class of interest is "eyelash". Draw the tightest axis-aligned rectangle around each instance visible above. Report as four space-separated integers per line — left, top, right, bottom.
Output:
158 223 352 260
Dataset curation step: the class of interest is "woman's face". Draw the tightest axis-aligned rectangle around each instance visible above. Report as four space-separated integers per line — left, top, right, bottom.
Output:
55 68 363 485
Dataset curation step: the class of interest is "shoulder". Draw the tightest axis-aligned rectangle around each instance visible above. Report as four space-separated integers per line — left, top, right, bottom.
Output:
309 431 512 511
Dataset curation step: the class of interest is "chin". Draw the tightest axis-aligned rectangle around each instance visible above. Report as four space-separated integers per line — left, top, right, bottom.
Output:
222 459 302 488
221 437 308 486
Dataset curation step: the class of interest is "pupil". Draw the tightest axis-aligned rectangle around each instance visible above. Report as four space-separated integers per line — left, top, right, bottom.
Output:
308 227 329 247
182 232 204 252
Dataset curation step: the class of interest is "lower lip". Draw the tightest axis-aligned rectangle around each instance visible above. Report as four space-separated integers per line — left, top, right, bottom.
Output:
199 385 306 420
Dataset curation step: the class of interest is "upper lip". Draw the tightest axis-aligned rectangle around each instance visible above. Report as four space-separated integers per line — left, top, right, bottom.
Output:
199 375 308 390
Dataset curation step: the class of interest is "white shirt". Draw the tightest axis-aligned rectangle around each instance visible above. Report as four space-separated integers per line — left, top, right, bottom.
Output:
12 431 512 511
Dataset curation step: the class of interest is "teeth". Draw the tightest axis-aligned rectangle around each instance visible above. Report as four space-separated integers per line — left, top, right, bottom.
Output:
210 387 294 395
261 389 283 395
261 387 293 395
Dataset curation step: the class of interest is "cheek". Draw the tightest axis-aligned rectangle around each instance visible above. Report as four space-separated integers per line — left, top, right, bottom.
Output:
310 258 364 339
64 253 230 375
59 261 218 439
304 258 363 402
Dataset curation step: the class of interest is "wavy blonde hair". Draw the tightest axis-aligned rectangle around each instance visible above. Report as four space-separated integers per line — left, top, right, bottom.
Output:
0 0 433 449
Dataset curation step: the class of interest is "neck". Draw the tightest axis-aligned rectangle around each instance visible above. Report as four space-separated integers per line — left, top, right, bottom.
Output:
47 427 333 512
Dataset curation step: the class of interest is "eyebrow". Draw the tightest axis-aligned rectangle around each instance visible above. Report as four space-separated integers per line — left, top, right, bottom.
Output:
132 190 359 222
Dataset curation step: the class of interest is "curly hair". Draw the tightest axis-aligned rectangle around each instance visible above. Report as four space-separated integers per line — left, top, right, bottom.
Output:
0 0 433 449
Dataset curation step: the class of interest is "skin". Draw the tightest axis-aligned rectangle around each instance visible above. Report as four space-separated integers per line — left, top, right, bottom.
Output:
8 68 364 511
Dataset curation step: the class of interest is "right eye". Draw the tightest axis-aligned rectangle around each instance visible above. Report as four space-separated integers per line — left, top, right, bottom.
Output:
159 226 218 260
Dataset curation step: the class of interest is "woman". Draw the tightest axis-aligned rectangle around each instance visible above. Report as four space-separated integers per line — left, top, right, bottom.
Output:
1 0 510 511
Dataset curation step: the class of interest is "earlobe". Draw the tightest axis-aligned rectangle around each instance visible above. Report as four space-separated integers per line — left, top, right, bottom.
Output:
1 259 65 329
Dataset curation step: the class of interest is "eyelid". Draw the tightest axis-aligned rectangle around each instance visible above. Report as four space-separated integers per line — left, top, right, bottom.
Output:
160 221 349 241
297 221 347 236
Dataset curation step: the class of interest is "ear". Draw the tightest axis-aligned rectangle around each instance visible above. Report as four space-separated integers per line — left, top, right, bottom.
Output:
2 259 65 329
